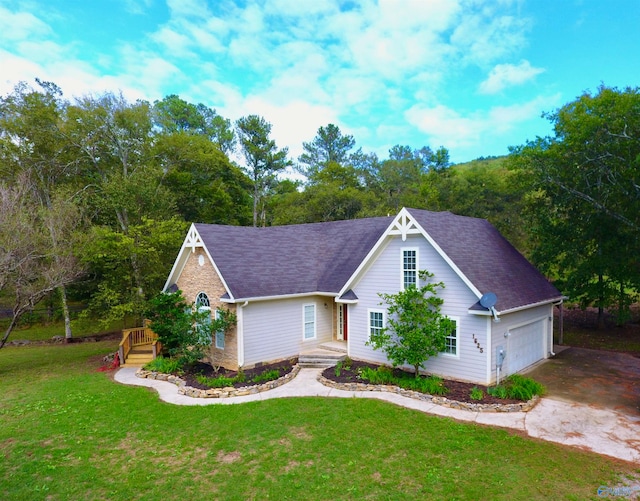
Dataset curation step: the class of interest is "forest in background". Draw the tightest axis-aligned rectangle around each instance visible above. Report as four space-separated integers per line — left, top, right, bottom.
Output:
1 80 639 343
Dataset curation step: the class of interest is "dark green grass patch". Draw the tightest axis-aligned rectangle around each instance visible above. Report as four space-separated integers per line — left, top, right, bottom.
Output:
0 342 638 500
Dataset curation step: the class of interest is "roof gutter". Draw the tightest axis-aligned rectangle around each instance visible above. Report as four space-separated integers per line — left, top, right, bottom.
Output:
221 291 338 304
467 296 565 317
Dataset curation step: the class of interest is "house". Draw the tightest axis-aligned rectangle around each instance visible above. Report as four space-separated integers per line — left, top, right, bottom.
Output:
163 207 563 385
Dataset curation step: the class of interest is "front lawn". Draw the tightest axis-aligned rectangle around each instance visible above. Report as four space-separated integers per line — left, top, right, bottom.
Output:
1 342 638 500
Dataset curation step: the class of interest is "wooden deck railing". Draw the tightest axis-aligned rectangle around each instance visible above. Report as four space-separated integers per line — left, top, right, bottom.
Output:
118 325 159 365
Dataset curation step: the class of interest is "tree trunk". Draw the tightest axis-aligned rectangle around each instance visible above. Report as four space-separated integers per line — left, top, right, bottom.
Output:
0 315 19 350
597 272 605 329
60 286 73 341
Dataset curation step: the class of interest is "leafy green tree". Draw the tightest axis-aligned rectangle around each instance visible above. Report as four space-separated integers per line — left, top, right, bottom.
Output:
509 85 640 326
427 158 528 251
298 124 356 178
145 290 237 368
153 94 235 154
0 178 84 348
368 270 454 377
301 162 377 221
235 115 291 227
0 79 87 340
81 217 188 327
145 290 200 362
153 132 252 224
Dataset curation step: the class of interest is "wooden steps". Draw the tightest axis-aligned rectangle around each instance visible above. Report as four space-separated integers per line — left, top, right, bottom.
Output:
121 344 154 367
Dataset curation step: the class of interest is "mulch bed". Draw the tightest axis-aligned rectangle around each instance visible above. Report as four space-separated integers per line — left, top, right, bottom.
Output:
180 358 298 390
321 360 522 405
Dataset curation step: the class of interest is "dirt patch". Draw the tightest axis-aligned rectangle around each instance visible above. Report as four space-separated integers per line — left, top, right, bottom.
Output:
322 360 523 405
216 450 241 463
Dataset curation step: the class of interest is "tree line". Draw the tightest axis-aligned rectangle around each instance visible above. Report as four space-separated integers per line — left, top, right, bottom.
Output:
1 80 638 345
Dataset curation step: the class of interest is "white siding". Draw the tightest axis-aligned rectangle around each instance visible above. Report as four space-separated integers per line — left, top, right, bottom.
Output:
348 234 489 384
242 296 333 367
489 304 552 381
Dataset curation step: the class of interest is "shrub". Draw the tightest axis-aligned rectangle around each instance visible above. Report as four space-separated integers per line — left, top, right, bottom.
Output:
143 356 182 374
487 375 545 401
357 366 448 396
334 361 343 377
145 291 204 361
252 369 280 383
400 374 448 395
470 387 484 401
487 385 509 399
358 366 394 385
196 374 237 388
505 374 545 400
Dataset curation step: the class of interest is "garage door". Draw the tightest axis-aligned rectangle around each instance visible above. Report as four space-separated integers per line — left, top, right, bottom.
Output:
508 319 545 374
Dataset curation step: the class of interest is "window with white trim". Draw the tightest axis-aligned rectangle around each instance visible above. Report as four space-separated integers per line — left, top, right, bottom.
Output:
303 304 316 340
214 309 225 349
195 292 212 344
369 309 385 339
402 249 417 289
443 318 458 356
195 292 210 308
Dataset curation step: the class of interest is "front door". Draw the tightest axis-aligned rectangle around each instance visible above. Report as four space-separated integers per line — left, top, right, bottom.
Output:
337 304 348 341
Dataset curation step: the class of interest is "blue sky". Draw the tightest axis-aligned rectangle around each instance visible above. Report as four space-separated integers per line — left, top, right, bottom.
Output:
1 0 639 164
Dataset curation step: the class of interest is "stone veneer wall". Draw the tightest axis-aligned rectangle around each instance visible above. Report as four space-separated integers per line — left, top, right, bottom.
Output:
176 247 239 370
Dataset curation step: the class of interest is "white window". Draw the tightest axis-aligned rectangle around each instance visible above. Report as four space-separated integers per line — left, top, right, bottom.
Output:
195 292 212 344
402 249 418 289
303 304 316 340
195 292 210 309
214 309 225 349
368 309 385 339
442 318 459 357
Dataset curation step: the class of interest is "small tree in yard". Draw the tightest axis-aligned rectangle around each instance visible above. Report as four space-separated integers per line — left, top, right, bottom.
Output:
368 270 454 378
145 290 202 363
145 290 237 368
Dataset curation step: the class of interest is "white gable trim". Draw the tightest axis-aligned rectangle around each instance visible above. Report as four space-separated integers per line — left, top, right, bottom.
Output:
339 208 483 300
163 224 235 301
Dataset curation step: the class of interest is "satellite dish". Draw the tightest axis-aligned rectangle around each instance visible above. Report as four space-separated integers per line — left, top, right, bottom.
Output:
480 292 497 309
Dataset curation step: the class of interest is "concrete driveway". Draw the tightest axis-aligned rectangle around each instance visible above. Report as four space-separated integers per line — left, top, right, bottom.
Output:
524 346 640 416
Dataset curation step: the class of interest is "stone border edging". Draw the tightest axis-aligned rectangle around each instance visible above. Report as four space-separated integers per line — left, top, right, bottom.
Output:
136 364 301 398
318 374 539 412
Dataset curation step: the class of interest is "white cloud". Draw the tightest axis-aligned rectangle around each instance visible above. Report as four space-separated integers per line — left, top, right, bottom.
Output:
122 0 154 15
0 0 550 163
451 8 530 65
479 60 545 94
0 6 51 41
405 93 562 151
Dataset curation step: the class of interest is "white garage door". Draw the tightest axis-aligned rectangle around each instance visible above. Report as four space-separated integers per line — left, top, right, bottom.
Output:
508 319 545 374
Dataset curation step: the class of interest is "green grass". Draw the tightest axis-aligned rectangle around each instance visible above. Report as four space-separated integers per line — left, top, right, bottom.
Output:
1 342 638 500
0 317 126 342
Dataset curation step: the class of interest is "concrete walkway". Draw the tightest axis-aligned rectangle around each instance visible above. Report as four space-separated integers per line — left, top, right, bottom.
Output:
115 366 640 464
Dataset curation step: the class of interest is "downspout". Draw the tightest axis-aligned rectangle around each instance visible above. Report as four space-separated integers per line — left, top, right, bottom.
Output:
551 299 564 356
237 301 248 367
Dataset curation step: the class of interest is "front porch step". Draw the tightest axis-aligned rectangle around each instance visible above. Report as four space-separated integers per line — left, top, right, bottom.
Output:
299 348 346 368
319 341 347 353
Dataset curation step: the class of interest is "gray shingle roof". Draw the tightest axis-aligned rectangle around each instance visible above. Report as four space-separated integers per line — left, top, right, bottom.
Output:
195 217 390 300
406 209 562 312
194 209 562 312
